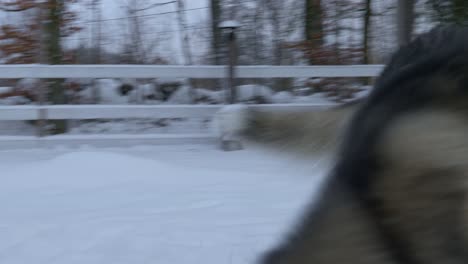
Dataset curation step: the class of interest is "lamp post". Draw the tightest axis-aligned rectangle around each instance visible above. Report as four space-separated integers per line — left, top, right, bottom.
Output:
219 20 240 104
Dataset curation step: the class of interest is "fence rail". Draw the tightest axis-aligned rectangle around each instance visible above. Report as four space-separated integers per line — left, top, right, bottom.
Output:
0 64 384 79
0 104 337 148
0 64 380 147
0 104 336 121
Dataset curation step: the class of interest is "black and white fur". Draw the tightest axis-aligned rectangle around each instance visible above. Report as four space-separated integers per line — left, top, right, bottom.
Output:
216 25 468 264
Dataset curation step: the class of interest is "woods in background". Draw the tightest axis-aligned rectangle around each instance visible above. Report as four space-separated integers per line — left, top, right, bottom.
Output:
2 1 468 68
1 0 468 133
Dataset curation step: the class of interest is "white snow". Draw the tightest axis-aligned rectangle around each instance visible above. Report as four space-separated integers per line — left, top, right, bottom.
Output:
354 87 372 98
0 86 13 94
0 96 31 105
166 85 193 104
218 20 241 29
95 79 128 104
292 93 335 104
139 83 157 98
272 91 294 104
0 144 328 264
196 88 225 104
237 85 274 102
16 78 40 91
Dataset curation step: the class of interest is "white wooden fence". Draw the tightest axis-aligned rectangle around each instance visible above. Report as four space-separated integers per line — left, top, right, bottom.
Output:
0 64 384 78
0 64 384 148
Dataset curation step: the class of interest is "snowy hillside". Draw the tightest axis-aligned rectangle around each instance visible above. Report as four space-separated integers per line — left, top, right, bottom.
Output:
0 145 329 264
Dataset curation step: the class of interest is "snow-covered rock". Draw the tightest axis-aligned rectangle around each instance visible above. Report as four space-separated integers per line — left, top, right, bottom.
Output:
166 85 192 104
272 91 294 104
219 20 241 29
97 79 128 104
140 83 156 97
292 93 334 104
237 84 273 103
195 88 225 104
354 87 371 99
16 78 40 92
0 96 31 105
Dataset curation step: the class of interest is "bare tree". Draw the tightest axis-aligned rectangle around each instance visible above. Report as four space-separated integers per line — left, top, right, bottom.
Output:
397 0 415 46
252 0 264 64
176 0 195 102
45 0 67 133
426 0 468 25
363 0 372 64
370 0 397 63
210 0 222 65
124 0 145 63
90 0 102 64
305 0 324 65
265 0 282 66
120 0 172 64
176 0 193 65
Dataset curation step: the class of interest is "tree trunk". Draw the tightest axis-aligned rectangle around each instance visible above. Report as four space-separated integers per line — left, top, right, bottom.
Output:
253 0 263 65
362 0 372 85
91 0 102 64
45 0 67 134
268 1 282 66
397 0 415 46
210 0 222 65
176 0 193 66
46 0 62 65
176 0 195 103
332 0 340 63
37 5 48 137
363 0 372 65
305 0 324 65
227 30 238 104
131 8 144 63
91 0 102 104
267 0 291 91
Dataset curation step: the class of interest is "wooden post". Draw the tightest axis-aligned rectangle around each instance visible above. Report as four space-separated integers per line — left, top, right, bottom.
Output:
219 20 240 104
218 20 242 151
37 81 47 138
227 29 238 104
92 79 100 104
37 4 47 138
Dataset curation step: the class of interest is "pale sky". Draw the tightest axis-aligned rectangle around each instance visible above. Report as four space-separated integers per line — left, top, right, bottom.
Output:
69 0 210 64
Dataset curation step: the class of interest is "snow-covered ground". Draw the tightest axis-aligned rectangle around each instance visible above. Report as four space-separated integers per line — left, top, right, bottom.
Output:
0 144 329 264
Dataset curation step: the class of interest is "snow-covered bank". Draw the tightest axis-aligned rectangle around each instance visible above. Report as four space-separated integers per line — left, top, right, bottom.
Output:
0 145 328 264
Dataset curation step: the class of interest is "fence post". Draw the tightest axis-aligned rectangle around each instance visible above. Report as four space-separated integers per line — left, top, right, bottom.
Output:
227 30 238 104
37 81 47 138
218 21 243 151
219 21 240 104
92 79 101 104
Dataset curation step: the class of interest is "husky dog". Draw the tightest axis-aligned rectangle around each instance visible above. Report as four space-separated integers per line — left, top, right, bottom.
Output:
214 99 361 154
216 26 468 264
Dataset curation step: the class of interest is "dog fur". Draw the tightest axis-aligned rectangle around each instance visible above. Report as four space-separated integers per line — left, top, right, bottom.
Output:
231 26 468 264
242 100 361 155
